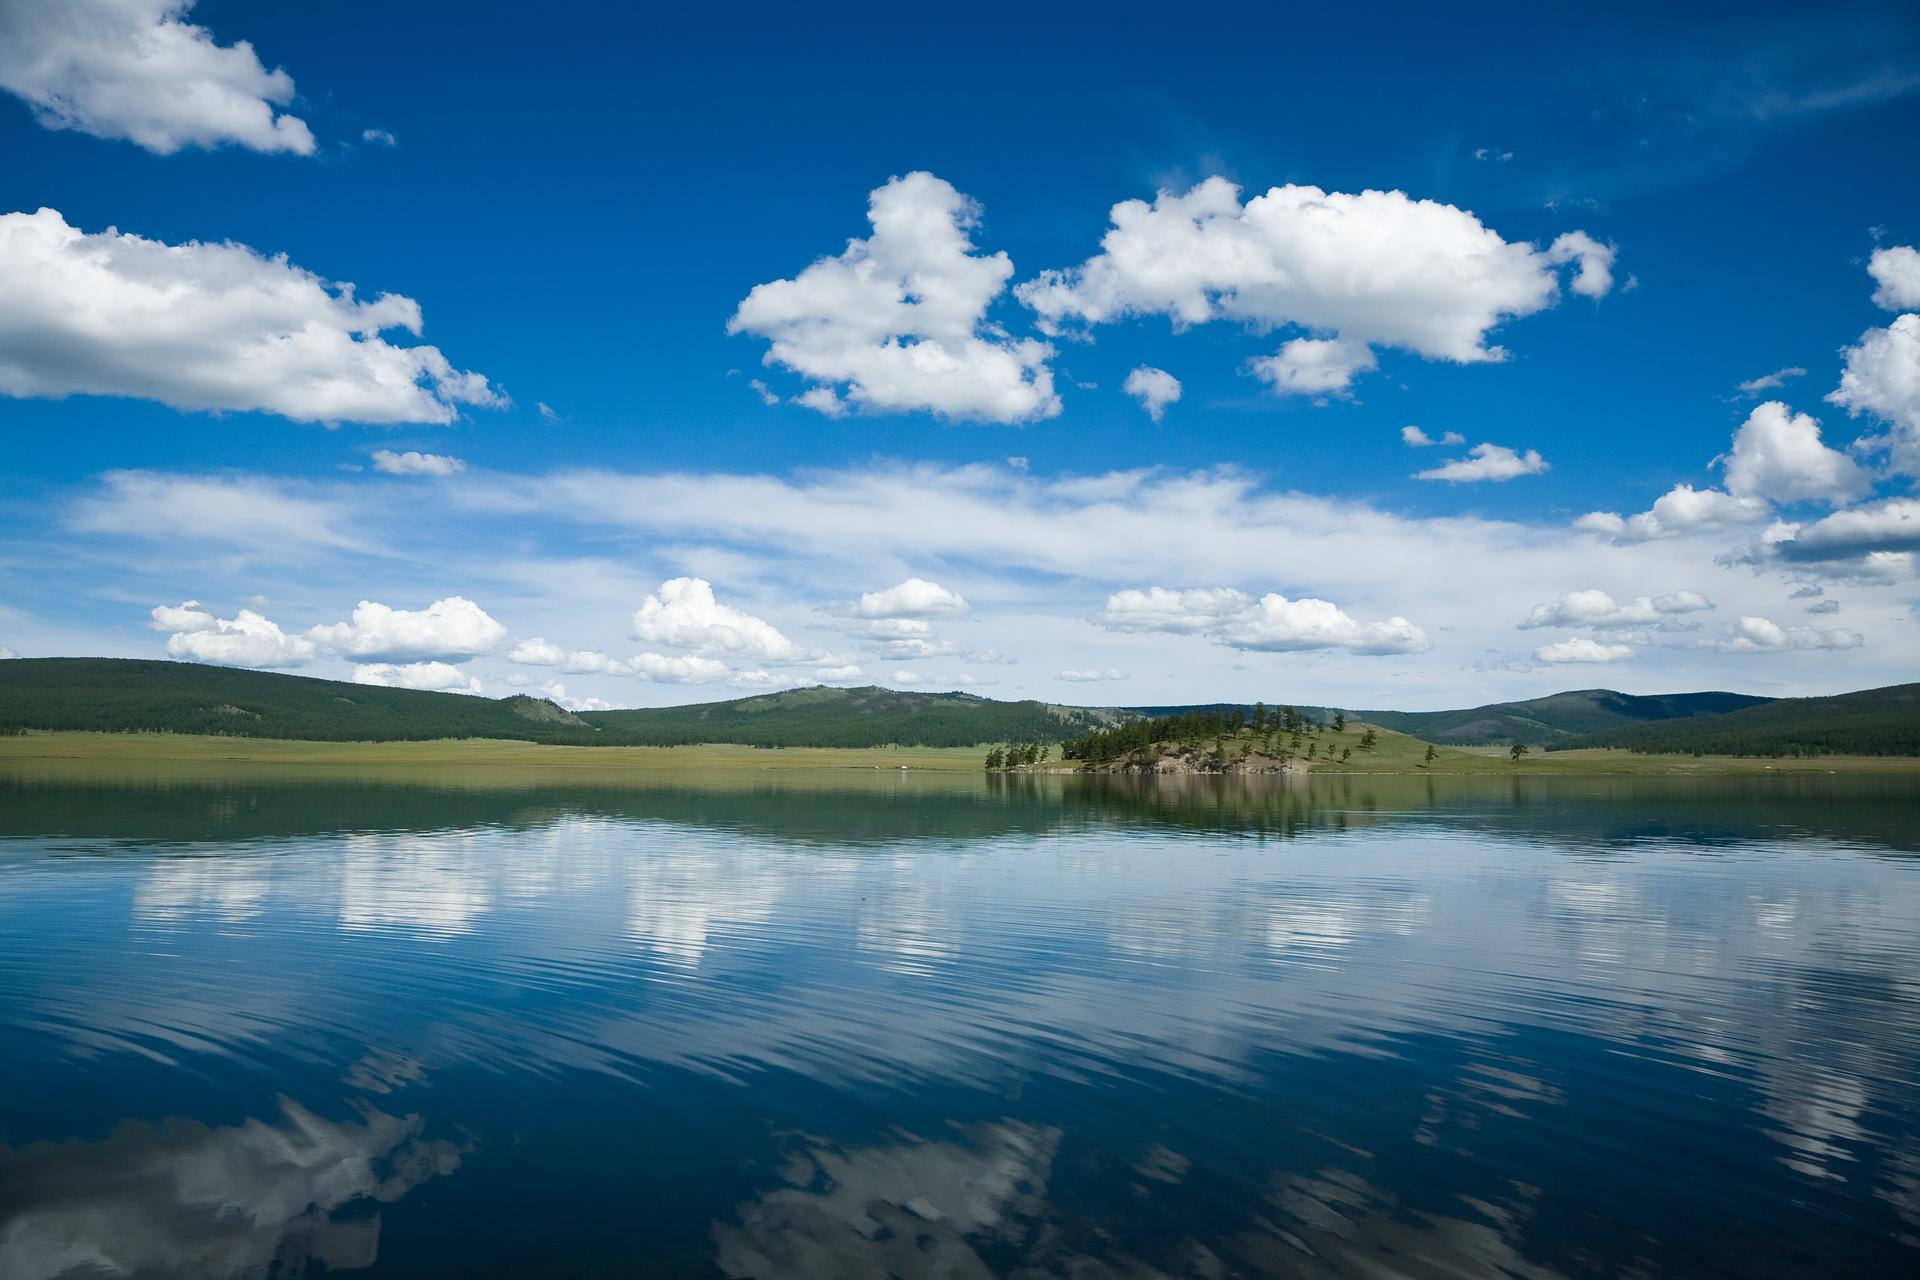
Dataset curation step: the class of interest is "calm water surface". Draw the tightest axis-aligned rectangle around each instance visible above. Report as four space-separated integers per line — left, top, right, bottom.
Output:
2 770 1918 1278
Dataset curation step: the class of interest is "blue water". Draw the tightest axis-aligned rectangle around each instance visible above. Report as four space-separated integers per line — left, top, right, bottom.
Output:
2 773 1918 1277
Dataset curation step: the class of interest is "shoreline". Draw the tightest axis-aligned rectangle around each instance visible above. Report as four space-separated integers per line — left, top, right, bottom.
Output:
3 731 1919 779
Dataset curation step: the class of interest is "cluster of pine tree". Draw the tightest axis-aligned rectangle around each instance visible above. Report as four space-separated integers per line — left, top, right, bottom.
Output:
1049 703 1380 768
984 743 1052 769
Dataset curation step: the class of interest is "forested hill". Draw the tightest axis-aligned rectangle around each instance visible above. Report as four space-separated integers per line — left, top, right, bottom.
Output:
0 659 1118 747
1553 684 1920 757
0 658 601 743
1341 689 1774 745
580 685 1116 747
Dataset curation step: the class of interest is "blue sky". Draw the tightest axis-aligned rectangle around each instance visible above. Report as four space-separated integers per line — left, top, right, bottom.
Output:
2 0 1917 709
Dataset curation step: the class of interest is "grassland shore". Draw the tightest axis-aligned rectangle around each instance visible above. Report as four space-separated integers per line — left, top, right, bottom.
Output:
4 729 1919 780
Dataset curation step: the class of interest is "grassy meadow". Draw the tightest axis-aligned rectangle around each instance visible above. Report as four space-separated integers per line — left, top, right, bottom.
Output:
4 727 1917 788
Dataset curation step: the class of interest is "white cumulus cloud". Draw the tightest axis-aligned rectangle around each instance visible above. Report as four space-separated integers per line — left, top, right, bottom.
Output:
1868 245 1920 311
855 577 969 619
1017 177 1613 396
506 638 625 674
1248 336 1377 396
1533 637 1636 663
1717 615 1864 653
149 600 315 668
1830 313 1920 476
351 661 482 693
630 577 796 661
1721 401 1871 505
1743 498 1920 571
1414 442 1549 482
0 208 504 424
1096 586 1428 655
728 172 1058 424
371 450 465 477
1577 484 1771 543
1122 366 1181 421
1401 426 1465 447
628 652 731 683
309 597 507 662
1518 589 1712 629
0 0 314 155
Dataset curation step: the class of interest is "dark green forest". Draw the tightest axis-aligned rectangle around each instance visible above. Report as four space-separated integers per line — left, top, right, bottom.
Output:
1552 684 1920 757
1344 689 1773 744
4 659 1914 757
583 684 1114 747
0 659 606 743
0 659 1115 748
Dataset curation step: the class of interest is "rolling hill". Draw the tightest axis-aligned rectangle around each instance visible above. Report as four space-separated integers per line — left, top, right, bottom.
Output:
1127 690 1772 744
0 659 1117 748
1553 684 1920 757
581 684 1117 747
1338 689 1774 745
2 659 1907 756
0 658 601 743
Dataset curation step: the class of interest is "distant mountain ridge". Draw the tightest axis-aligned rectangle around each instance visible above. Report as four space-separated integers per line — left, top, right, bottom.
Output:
1555 684 1920 757
1341 689 1774 745
1127 689 1773 745
580 684 1118 747
3 658 1908 756
0 660 1118 748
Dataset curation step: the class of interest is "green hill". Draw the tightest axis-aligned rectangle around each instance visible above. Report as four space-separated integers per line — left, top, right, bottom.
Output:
0 659 1117 748
1340 689 1773 745
0 658 602 743
4 659 1902 756
579 684 1116 747
1554 684 1920 757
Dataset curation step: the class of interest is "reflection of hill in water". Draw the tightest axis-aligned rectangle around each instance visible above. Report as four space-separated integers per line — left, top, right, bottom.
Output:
2 769 1915 854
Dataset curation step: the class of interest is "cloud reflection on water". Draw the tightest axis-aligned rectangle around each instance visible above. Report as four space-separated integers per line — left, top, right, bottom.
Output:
0 1098 462 1280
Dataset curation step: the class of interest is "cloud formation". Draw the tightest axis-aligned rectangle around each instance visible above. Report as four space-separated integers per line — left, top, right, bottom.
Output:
0 0 314 154
1401 426 1465 447
352 661 482 693
1248 336 1377 396
1414 442 1549 483
1737 366 1807 396
630 577 797 661
1057 667 1127 682
1518 589 1712 629
855 577 969 619
149 600 316 667
729 172 1058 423
1718 615 1863 653
1830 314 1920 475
1868 245 1920 311
0 208 503 424
309 597 507 662
71 471 370 553
1533 637 1635 663
1018 178 1613 395
1096 587 1429 655
371 450 465 477
1578 484 1771 543
1721 401 1870 505
1122 366 1181 421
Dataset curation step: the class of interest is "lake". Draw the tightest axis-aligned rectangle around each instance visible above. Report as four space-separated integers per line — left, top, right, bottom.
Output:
2 770 1918 1278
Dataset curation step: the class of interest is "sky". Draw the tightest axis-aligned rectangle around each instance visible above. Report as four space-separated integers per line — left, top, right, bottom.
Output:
1 0 1917 711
